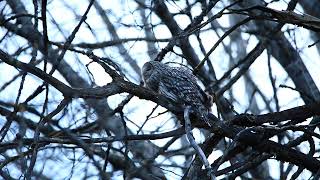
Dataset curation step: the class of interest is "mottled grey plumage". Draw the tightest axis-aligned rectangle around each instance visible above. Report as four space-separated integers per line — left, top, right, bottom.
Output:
142 61 212 126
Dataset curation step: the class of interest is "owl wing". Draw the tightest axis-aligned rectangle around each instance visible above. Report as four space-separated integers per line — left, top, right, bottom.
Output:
159 81 180 102
158 66 212 125
158 67 201 105
176 67 212 108
171 67 208 104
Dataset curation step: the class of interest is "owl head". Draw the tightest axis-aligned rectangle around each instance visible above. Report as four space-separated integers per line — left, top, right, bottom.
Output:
142 61 165 82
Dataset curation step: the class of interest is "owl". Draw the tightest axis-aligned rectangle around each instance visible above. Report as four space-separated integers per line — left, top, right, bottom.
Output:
142 61 212 126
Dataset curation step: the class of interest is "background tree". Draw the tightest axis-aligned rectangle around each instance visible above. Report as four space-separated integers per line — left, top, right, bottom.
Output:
0 0 320 179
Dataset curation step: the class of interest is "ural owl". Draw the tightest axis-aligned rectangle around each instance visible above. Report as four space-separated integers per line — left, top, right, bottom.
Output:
142 61 212 126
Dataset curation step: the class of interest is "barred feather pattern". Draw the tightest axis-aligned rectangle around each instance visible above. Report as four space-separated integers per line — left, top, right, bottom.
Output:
142 61 212 126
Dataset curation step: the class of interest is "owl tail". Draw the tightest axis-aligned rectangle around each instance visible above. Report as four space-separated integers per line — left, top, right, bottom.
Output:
201 114 212 127
197 106 212 127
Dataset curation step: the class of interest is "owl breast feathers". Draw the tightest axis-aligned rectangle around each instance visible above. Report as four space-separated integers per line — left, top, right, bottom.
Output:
142 61 212 125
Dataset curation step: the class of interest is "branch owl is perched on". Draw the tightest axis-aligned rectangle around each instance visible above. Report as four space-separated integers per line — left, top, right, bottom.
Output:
142 61 212 126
